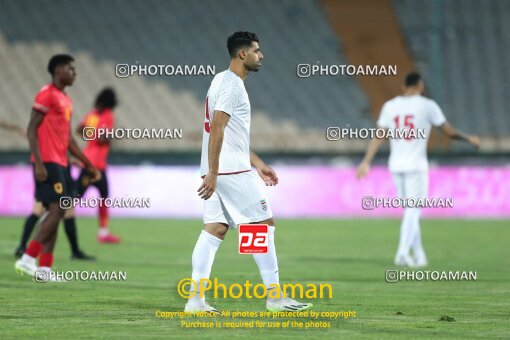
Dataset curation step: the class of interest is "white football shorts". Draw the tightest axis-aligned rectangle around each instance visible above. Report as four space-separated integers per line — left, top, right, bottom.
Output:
203 170 273 228
391 171 429 200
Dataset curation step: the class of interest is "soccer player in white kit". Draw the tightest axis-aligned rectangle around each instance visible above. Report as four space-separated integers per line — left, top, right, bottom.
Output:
357 72 480 267
185 32 312 313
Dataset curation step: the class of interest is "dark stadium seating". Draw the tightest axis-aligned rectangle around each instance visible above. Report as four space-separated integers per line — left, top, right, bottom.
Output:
0 0 370 152
1 0 508 153
393 0 510 137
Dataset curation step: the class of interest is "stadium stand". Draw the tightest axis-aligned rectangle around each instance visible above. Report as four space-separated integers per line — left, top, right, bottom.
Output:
0 0 371 152
1 0 508 153
322 0 416 117
392 0 510 139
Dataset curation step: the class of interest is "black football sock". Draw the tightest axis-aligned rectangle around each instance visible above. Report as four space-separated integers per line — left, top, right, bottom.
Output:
64 217 80 255
19 213 39 249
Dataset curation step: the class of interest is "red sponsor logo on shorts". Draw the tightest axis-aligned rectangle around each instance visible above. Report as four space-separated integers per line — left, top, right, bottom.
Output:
238 224 268 254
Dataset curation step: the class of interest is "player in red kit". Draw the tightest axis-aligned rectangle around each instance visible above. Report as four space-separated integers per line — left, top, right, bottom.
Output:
15 54 100 280
2 118 95 260
76 88 121 243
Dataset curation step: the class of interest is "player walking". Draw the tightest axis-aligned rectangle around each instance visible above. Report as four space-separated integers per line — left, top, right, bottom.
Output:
2 121 95 261
185 32 312 313
357 72 480 267
15 54 100 280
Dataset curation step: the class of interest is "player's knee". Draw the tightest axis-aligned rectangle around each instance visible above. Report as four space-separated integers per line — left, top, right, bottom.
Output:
204 223 228 240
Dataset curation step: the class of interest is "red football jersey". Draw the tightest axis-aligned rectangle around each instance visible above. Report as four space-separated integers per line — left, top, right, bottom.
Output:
82 108 114 170
31 83 72 167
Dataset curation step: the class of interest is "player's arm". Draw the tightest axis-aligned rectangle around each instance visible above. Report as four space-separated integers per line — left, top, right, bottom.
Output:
75 123 84 136
439 122 480 149
250 150 278 186
76 123 110 145
427 100 480 148
356 127 387 179
68 135 101 182
198 110 230 200
27 109 47 181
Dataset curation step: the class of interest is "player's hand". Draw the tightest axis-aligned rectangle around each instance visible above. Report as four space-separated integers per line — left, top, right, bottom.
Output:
468 135 481 149
257 165 278 186
34 162 48 182
356 161 370 180
198 173 217 200
87 166 101 183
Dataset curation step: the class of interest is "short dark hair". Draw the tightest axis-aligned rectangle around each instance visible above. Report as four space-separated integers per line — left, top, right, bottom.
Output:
95 87 118 109
405 72 422 87
47 54 74 76
227 31 259 58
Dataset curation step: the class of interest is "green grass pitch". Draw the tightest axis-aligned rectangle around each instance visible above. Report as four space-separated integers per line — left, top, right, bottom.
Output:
0 217 508 338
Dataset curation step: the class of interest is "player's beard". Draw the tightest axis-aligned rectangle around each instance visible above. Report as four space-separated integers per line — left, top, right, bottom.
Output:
245 62 261 72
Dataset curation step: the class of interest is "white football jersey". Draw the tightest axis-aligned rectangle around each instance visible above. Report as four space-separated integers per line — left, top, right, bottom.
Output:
377 95 446 172
200 70 251 176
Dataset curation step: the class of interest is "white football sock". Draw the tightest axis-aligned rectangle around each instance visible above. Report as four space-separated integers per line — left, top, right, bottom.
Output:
252 226 280 299
396 208 417 258
189 230 222 302
410 209 426 261
21 254 36 265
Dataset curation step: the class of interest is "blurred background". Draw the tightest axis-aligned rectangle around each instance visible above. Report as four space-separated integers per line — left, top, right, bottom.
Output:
0 0 508 218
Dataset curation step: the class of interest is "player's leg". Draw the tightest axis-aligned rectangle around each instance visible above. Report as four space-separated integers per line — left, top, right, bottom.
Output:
34 224 68 282
38 225 58 270
253 216 312 312
16 202 64 277
64 208 95 260
63 208 79 256
195 222 227 288
251 217 279 294
62 166 81 256
407 171 428 267
62 166 95 260
95 171 121 243
392 172 416 266
410 218 425 263
189 223 226 297
219 171 311 311
28 203 63 257
185 192 227 313
76 167 90 198
15 163 66 277
14 200 45 257
66 168 89 255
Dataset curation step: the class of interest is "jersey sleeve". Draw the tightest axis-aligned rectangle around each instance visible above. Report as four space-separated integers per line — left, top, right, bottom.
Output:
32 89 53 114
213 78 241 116
82 113 95 127
428 100 447 126
376 102 392 128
